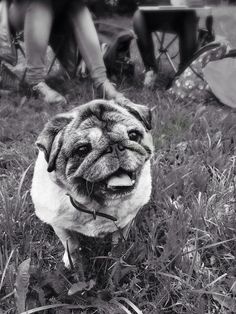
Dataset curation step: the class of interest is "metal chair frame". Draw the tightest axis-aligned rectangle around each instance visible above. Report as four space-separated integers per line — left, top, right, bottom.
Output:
154 32 179 73
0 32 65 91
0 33 26 91
152 13 214 75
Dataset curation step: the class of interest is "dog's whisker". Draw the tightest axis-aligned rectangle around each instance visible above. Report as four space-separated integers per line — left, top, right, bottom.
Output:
86 180 90 194
86 180 94 197
89 183 94 197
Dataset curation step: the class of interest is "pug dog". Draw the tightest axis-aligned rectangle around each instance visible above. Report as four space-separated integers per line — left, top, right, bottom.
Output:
31 99 153 268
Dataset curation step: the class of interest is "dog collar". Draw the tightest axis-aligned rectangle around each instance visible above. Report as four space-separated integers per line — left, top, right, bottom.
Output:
69 196 117 222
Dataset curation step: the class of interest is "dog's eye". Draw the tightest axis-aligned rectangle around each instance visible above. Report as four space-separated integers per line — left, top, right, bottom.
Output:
74 144 91 158
128 130 142 143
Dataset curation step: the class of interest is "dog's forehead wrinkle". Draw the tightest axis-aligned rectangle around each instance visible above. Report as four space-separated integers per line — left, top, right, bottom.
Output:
87 128 104 145
90 103 109 120
109 116 144 133
103 111 130 124
76 127 103 144
79 116 103 130
106 129 127 143
72 109 94 129
88 101 124 115
77 102 114 123
72 105 136 131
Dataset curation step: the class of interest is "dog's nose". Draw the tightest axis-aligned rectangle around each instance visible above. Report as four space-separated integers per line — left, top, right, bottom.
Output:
105 143 125 154
105 146 113 154
117 143 125 151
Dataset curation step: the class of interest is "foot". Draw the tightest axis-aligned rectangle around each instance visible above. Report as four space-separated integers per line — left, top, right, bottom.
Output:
63 250 77 269
32 81 67 105
143 70 157 89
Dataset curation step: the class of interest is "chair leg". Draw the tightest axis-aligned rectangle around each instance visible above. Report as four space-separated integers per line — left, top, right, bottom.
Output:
165 51 177 73
47 53 57 75
154 32 178 73
154 32 165 72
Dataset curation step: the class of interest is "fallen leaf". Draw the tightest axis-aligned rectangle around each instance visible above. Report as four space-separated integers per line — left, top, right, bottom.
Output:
68 279 96 296
14 258 31 313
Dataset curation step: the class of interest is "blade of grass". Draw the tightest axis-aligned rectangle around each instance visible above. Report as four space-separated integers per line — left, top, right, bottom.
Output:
205 273 228 289
14 258 31 313
20 303 98 314
186 231 199 285
0 290 15 302
17 164 32 201
20 304 71 314
110 299 133 314
15 164 33 219
116 297 143 314
158 271 193 289
0 248 15 292
181 237 236 258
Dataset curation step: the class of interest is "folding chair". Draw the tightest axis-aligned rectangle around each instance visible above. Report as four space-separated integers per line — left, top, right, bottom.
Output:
0 32 62 92
145 7 215 75
0 32 26 91
154 32 179 73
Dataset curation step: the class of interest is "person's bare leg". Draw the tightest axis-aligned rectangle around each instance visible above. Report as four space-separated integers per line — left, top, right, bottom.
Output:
24 0 53 84
68 2 131 102
23 0 67 104
177 11 198 70
68 3 106 88
8 0 28 32
133 9 158 88
133 9 157 72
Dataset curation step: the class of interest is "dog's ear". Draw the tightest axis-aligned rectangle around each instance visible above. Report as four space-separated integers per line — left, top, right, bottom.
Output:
36 114 73 172
122 103 152 130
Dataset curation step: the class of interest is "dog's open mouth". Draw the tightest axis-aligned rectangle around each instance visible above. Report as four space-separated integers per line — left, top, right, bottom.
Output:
98 169 137 197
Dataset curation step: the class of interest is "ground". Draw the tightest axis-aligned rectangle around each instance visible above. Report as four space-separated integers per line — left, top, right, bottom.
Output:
1 6 236 314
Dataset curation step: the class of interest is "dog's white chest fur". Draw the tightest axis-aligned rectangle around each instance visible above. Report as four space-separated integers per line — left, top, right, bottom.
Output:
31 152 152 237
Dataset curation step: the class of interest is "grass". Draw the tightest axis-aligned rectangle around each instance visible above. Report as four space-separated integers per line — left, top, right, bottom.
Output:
1 6 236 314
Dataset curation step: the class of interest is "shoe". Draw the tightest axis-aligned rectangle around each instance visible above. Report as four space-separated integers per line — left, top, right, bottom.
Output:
32 81 67 105
143 70 157 89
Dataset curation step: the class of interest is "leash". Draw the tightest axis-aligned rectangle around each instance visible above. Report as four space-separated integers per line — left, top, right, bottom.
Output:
69 196 117 222
69 196 127 245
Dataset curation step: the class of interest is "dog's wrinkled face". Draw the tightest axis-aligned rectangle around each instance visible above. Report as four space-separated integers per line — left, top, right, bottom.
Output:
36 100 153 205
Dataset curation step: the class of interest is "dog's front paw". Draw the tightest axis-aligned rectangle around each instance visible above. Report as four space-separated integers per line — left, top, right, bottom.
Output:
110 241 127 258
63 250 77 269
63 250 86 282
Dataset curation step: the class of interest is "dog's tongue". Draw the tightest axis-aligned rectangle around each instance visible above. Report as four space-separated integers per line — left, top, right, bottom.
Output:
107 173 133 188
